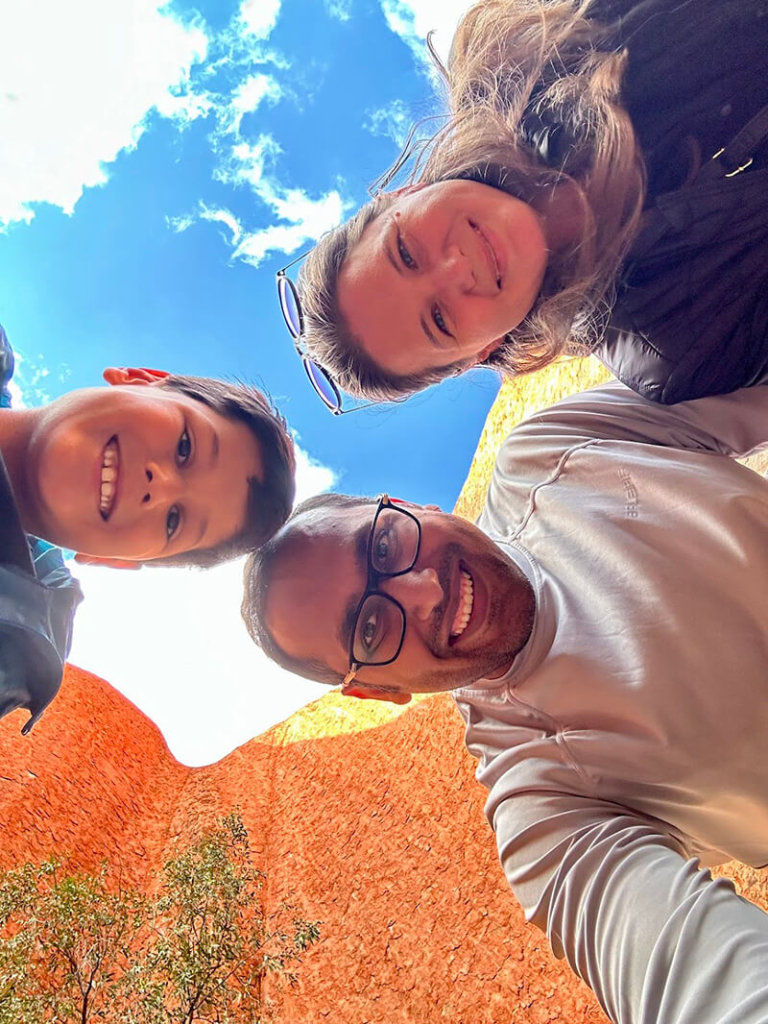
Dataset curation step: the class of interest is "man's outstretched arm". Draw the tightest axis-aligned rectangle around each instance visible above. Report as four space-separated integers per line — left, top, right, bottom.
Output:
493 791 768 1024
513 380 768 460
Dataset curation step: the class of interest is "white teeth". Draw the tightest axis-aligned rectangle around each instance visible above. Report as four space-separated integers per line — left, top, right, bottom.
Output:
450 569 474 639
99 439 120 520
470 221 501 289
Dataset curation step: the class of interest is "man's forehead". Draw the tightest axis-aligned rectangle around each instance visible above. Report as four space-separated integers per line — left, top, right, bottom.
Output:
270 505 374 598
292 502 372 541
265 508 373 668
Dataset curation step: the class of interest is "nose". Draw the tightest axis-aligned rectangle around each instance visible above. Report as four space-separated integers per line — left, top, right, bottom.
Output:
384 567 444 622
141 461 181 508
436 245 474 292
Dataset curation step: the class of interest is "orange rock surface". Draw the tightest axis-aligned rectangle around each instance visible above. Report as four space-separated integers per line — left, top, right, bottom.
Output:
3 359 768 1022
4 669 765 1022
0 667 609 1022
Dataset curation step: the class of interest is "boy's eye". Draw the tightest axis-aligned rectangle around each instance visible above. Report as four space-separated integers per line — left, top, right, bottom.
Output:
166 505 181 540
432 304 451 337
177 428 192 465
397 233 417 270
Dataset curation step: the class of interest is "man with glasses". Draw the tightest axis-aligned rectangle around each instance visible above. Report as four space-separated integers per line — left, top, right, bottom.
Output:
243 379 768 1024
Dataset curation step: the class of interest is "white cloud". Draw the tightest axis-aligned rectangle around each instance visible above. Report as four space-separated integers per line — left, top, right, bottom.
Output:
224 73 283 136
365 98 412 148
67 441 337 767
293 440 339 500
232 186 350 267
226 139 352 264
5 348 59 407
237 0 282 40
176 135 352 266
198 204 243 247
167 213 196 234
325 0 353 21
156 86 214 126
219 134 282 187
380 0 470 65
0 0 209 228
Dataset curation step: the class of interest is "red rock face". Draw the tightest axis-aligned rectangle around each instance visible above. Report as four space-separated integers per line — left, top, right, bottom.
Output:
2 667 766 1023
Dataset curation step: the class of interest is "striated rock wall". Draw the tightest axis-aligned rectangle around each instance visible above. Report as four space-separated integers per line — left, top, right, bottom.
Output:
0 667 606 1023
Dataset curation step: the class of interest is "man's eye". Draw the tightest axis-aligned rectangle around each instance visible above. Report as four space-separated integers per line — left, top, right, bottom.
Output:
397 233 417 270
361 610 383 654
166 505 181 540
432 304 451 337
374 528 391 564
177 428 192 465
372 526 399 571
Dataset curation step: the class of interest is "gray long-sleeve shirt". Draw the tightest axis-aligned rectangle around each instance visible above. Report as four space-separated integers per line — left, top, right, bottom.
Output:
454 382 768 1024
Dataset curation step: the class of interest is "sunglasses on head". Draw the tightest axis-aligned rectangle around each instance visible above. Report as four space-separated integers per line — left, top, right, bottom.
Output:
276 249 374 416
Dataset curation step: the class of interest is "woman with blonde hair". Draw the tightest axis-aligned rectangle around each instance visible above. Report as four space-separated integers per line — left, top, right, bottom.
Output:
278 0 768 411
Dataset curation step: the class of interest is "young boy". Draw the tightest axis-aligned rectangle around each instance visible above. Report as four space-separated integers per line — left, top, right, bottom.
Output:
0 323 295 734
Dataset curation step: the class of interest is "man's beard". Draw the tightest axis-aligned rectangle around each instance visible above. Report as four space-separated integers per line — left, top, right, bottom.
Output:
414 541 534 692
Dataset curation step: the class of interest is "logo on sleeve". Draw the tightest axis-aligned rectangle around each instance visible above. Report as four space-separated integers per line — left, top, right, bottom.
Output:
618 466 639 519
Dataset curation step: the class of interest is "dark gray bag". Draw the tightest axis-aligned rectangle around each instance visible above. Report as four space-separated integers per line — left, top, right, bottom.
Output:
597 104 768 404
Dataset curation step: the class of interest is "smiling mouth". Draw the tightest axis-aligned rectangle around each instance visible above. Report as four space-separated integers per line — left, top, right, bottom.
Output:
99 436 120 521
469 220 502 290
450 568 475 641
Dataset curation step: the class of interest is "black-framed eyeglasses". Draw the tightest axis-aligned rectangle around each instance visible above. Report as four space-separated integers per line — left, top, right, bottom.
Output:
277 250 373 416
344 494 422 684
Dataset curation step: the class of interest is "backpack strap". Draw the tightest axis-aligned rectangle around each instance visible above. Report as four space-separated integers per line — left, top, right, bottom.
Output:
698 102 768 181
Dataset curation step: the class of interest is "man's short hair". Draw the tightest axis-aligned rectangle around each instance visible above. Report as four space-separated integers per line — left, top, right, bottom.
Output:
242 491 376 681
151 374 296 569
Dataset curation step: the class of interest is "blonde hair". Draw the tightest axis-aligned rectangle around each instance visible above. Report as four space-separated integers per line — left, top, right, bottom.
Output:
300 0 647 399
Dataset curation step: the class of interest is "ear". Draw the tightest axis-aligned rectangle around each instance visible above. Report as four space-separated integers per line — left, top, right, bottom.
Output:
102 367 170 387
341 683 412 706
475 337 506 365
74 553 143 571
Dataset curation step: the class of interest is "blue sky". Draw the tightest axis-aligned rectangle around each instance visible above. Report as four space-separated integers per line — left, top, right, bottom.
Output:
1 0 496 764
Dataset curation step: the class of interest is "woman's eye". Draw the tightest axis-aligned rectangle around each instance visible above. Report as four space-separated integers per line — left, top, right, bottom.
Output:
397 234 417 270
166 505 181 540
432 304 451 337
176 428 192 464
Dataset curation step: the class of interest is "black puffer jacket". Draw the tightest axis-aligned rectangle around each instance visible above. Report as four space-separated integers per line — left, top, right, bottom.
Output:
590 0 768 402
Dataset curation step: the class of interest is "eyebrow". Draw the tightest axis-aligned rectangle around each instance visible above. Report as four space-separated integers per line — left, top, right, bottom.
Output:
419 313 441 349
210 428 219 468
336 522 374 655
385 241 402 275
